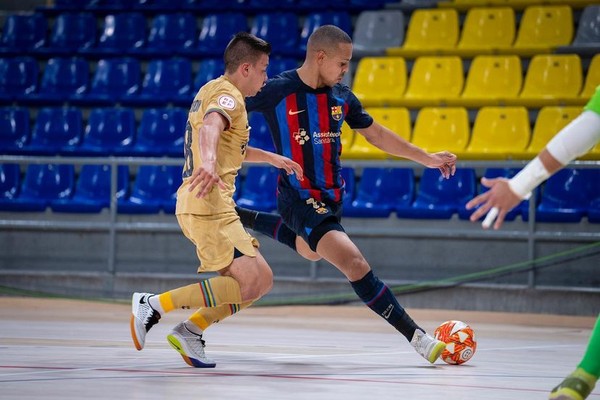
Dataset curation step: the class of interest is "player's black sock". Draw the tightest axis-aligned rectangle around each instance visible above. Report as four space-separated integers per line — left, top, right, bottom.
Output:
350 270 421 341
235 206 297 251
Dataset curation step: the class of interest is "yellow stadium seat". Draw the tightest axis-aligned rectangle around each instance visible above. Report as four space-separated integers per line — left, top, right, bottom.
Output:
455 7 516 56
510 54 582 107
340 121 355 160
411 107 469 155
438 0 546 12
343 108 411 160
465 107 530 159
581 54 600 100
387 9 459 58
455 55 522 107
400 56 464 107
512 5 574 55
352 57 407 107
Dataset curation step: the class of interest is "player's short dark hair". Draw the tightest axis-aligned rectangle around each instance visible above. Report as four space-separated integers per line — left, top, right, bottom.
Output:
307 25 352 52
224 32 271 74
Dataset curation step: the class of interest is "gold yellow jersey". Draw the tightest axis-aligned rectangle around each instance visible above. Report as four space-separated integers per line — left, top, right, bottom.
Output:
176 75 249 216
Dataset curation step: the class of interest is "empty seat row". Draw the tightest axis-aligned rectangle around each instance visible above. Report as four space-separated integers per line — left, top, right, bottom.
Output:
353 54 600 108
0 56 298 107
2 163 599 222
437 0 598 11
342 106 600 161
0 11 352 58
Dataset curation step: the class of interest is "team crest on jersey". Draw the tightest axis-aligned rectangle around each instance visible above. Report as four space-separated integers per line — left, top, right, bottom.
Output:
306 198 328 214
218 95 236 110
331 106 342 121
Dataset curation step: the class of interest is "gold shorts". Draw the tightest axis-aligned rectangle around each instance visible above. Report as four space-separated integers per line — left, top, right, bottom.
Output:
176 211 258 273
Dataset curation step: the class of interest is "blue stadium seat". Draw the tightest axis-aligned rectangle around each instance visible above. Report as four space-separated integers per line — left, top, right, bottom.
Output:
118 165 181 214
250 13 299 56
78 108 136 156
122 58 192 106
0 107 30 154
248 112 275 153
70 58 140 106
0 57 38 103
396 168 477 219
246 0 295 11
183 13 247 57
86 0 136 11
236 166 278 212
80 13 146 56
132 0 184 11
25 108 83 155
0 164 21 202
0 13 47 55
267 57 298 77
51 165 129 213
344 168 414 218
588 169 600 223
22 57 89 105
298 12 352 56
131 108 186 157
0 164 74 212
232 173 243 202
341 166 356 210
192 58 224 94
131 13 196 57
523 168 598 223
183 0 245 13
36 12 96 56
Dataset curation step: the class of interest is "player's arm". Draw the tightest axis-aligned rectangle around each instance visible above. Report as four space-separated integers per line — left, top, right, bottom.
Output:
356 121 457 179
187 111 227 198
467 109 600 230
244 146 304 181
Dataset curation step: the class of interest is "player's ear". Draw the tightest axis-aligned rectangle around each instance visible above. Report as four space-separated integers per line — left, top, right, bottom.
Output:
240 62 251 77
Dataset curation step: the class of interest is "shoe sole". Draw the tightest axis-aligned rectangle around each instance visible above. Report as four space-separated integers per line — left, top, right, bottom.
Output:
428 341 446 364
130 314 143 351
549 389 584 400
167 333 216 368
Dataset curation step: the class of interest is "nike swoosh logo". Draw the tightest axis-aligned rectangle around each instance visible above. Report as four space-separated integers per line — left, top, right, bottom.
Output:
288 109 305 116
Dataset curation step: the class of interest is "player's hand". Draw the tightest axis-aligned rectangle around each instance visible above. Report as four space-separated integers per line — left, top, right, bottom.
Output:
465 177 522 230
188 164 226 199
270 154 304 181
426 151 457 179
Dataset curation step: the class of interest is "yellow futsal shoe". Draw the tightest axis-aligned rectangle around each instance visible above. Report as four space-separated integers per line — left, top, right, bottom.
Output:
410 329 446 364
167 322 216 368
549 368 597 400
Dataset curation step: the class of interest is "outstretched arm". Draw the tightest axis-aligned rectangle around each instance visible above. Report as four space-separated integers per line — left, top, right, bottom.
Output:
356 122 457 179
245 146 304 181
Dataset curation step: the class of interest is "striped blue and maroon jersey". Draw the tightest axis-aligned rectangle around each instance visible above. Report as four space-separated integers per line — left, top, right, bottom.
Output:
246 70 373 203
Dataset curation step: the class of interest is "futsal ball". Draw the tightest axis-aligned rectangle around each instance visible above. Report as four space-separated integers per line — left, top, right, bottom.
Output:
434 320 477 365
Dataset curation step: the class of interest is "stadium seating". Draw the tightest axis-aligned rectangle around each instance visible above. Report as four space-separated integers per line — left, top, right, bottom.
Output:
236 166 278 212
70 58 141 106
184 13 247 57
0 107 30 154
512 5 574 55
248 112 276 153
341 166 355 209
78 108 136 155
456 55 523 107
250 13 299 56
50 165 129 213
352 57 407 107
465 106 531 159
23 57 89 105
557 5 600 56
0 164 75 212
580 54 600 100
192 58 225 94
131 108 187 157
0 57 39 103
454 7 516 57
80 12 146 57
267 58 298 77
344 167 414 218
118 165 181 214
36 12 96 56
132 0 184 11
401 56 464 107
411 107 469 155
0 164 21 201
396 168 476 219
298 12 352 56
131 13 196 57
25 107 83 155
0 13 47 55
352 10 405 57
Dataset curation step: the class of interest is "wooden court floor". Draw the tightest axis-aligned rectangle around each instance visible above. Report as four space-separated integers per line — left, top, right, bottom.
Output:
0 297 598 400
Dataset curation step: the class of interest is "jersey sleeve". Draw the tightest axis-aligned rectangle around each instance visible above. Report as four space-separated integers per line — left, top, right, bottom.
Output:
203 89 241 130
343 88 373 130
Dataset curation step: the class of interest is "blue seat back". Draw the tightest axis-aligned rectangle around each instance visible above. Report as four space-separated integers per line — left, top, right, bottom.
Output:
31 108 83 148
87 0 136 10
0 13 47 50
97 13 146 51
137 108 186 148
141 58 192 96
147 13 196 51
194 58 224 91
248 112 275 152
573 5 600 45
0 57 39 97
358 167 414 207
299 12 352 52
76 164 129 200
49 12 96 51
90 58 140 97
21 164 75 201
267 57 297 77
251 13 299 55
0 164 21 200
417 168 476 206
541 168 596 210
84 108 136 148
132 165 181 201
39 57 89 96
0 107 30 151
341 166 356 206
134 0 184 9
197 13 247 55
237 166 278 210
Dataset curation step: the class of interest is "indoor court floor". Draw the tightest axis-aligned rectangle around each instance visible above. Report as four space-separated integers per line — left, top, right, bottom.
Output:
0 297 598 400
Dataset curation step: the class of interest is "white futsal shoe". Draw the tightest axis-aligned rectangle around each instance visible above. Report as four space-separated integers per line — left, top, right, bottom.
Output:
167 322 217 368
130 292 161 351
410 329 446 364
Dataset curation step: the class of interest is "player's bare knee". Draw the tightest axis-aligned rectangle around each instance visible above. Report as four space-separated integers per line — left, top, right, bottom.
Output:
344 254 370 281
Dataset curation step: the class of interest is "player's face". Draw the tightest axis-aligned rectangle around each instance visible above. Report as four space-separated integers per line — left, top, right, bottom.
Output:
247 54 269 96
319 42 352 87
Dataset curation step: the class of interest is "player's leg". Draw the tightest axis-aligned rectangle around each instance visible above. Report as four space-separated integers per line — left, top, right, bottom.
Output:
549 315 600 400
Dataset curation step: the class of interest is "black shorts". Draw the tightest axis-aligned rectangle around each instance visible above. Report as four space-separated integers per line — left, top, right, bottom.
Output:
277 195 345 252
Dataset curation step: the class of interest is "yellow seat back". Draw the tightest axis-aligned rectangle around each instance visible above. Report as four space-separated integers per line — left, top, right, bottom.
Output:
353 57 407 107
402 8 459 51
581 54 600 99
467 107 530 158
404 56 464 104
528 106 581 154
411 107 469 153
520 54 582 101
458 7 516 50
461 55 522 105
514 5 574 49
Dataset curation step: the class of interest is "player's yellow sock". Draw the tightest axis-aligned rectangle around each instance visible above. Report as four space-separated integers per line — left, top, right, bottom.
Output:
157 276 243 313
187 301 253 331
